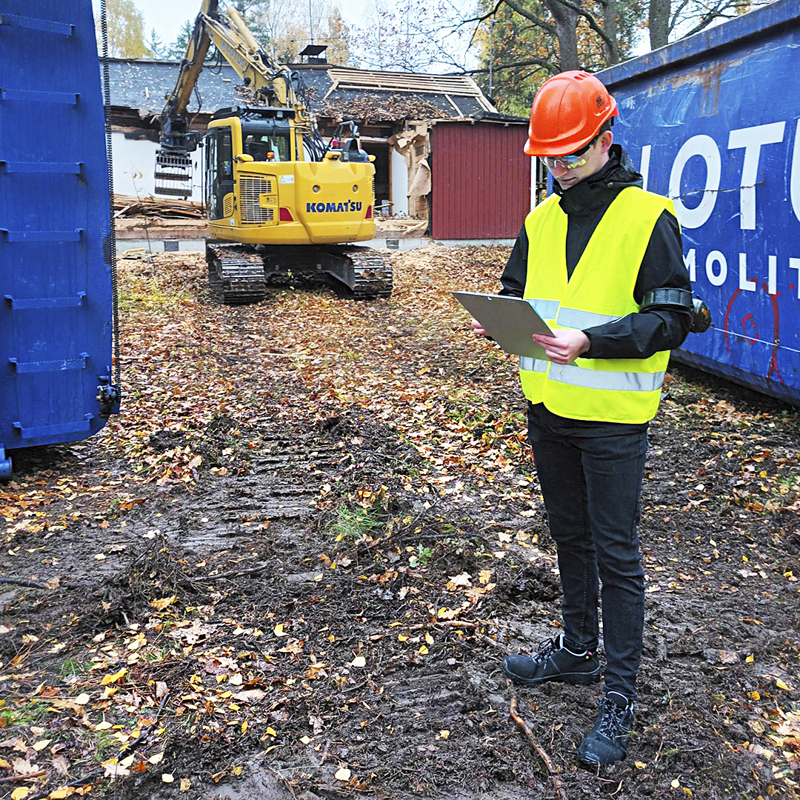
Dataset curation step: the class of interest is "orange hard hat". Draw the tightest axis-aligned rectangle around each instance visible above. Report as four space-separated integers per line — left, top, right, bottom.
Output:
524 70 618 157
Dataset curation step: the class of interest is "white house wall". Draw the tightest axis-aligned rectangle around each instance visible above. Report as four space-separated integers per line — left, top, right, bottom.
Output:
391 148 408 216
111 131 203 202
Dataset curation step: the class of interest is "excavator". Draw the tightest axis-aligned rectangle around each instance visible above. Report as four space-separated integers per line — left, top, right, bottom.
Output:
154 0 392 304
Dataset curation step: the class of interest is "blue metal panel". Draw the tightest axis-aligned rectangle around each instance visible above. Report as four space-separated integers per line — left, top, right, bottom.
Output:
0 0 115 459
598 0 800 405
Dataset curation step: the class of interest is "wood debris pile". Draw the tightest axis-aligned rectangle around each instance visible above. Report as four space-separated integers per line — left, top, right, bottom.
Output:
113 194 204 219
318 94 450 122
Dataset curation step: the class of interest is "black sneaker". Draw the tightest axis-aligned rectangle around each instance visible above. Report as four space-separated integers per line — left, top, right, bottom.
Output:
577 691 634 768
502 633 601 686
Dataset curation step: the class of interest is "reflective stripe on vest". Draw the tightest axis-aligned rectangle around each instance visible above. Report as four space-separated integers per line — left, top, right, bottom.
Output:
529 299 560 319
548 363 666 393
557 307 619 329
520 356 548 373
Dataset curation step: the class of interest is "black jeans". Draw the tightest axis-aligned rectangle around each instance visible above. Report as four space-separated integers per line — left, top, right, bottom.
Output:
528 405 648 701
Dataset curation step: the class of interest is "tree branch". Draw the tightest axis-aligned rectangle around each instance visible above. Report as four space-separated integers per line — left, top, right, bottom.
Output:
467 57 558 76
551 0 616 51
500 0 558 37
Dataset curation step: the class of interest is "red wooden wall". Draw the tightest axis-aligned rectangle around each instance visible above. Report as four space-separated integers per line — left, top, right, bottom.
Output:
430 122 531 240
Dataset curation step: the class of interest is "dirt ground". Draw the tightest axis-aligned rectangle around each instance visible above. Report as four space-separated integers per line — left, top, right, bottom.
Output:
2 245 799 800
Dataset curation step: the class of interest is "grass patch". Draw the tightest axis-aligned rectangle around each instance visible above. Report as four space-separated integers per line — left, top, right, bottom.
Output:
328 504 388 540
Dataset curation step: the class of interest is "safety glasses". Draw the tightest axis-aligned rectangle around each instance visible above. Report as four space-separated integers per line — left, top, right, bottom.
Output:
543 133 601 172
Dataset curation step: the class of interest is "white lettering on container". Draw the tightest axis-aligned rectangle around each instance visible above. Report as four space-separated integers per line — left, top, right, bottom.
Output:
727 122 785 230
669 135 721 229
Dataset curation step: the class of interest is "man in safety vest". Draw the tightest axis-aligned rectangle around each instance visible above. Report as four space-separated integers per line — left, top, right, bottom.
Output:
473 71 693 768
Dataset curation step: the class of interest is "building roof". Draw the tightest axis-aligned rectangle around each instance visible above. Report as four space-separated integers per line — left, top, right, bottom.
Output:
104 58 497 124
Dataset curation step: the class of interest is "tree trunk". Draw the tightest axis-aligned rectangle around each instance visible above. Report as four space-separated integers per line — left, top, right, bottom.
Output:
543 0 580 70
602 0 619 65
648 0 670 50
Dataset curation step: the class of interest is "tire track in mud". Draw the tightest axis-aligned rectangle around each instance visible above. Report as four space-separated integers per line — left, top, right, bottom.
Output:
171 426 344 554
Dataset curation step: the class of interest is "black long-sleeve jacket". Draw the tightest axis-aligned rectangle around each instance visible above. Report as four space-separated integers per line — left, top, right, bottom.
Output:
500 145 692 361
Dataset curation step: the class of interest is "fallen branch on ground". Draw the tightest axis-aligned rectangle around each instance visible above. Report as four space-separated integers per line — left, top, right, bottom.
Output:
508 685 568 800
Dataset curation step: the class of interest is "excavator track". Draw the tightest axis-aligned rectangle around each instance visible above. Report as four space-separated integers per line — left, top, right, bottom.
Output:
206 243 267 305
205 243 394 305
341 245 394 300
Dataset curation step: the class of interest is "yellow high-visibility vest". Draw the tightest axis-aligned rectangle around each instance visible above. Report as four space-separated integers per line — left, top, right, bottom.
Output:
520 187 673 424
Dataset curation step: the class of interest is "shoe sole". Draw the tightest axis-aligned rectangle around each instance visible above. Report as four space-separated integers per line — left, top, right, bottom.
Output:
502 664 601 687
577 751 626 770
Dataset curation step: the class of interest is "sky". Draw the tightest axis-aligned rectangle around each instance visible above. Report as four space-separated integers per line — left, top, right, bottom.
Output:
94 0 373 50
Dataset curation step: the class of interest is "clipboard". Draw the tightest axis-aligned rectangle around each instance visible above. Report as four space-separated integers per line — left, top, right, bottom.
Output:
452 291 554 358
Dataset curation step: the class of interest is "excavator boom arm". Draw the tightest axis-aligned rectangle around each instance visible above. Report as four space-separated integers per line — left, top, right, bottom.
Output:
159 0 306 151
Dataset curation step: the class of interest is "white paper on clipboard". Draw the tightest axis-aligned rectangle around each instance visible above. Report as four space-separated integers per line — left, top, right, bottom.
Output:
452 291 554 358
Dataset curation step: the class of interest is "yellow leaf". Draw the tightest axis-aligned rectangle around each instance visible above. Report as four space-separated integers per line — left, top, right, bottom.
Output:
32 739 52 751
418 645 429 655
300 736 312 745
95 721 112 731
241 721 248 734
671 779 681 789
351 656 366 668
162 773 174 783
73 693 90 705
11 789 30 800
335 767 351 781
48 788 75 799
179 778 191 791
149 595 178 611
148 753 164 765
266 727 277 737
634 761 647 769
119 755 135 768
439 730 450 740
397 633 409 642
775 678 790 691
273 624 288 637
101 668 127 686
424 632 434 646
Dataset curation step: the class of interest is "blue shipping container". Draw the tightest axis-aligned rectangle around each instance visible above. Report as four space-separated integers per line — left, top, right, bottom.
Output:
598 0 800 405
0 0 117 476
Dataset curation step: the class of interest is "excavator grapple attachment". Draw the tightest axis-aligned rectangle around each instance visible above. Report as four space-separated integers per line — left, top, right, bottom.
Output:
154 150 193 198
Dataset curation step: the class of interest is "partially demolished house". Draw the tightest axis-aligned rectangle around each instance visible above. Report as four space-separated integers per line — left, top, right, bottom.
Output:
105 56 532 240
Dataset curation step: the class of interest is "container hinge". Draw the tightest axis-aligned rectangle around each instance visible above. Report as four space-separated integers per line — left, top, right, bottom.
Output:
96 379 121 418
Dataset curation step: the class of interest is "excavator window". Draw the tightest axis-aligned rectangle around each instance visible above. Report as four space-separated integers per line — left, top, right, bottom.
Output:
243 132 290 163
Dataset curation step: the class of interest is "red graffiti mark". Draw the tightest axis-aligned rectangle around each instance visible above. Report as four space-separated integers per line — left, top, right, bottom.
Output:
742 314 757 343
722 284 784 386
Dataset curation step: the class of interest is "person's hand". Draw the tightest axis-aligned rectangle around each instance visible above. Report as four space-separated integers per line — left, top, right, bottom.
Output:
471 317 488 336
533 329 590 364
